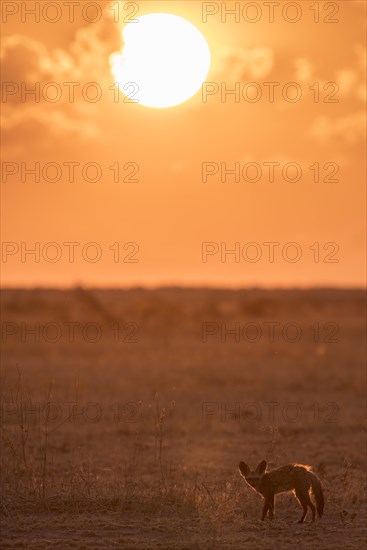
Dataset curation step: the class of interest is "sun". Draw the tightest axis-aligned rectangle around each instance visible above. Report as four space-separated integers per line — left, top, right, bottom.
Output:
110 13 211 109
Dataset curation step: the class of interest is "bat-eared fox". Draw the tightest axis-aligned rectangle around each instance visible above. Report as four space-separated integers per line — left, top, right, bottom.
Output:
238 460 324 523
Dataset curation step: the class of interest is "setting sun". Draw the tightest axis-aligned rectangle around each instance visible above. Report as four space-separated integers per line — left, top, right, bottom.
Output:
110 13 211 108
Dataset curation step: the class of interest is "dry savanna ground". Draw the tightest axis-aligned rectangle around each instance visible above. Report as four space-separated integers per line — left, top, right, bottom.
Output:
1 288 366 549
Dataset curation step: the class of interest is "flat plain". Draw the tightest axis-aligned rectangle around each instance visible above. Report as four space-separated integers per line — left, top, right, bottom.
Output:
1 288 366 549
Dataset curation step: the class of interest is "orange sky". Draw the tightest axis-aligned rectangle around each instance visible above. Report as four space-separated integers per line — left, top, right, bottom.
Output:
1 0 366 288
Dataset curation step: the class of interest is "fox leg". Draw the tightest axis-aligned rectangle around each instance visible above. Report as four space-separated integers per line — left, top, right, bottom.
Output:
261 498 270 520
295 490 308 523
268 493 275 520
304 492 316 521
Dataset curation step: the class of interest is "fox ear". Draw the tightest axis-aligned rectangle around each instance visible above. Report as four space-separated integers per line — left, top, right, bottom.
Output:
239 461 250 476
256 460 267 474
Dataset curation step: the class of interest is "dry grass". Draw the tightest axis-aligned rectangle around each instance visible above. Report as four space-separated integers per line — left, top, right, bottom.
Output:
1 288 366 549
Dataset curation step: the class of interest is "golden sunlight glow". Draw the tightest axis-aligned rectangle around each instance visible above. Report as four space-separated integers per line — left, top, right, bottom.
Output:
110 13 211 108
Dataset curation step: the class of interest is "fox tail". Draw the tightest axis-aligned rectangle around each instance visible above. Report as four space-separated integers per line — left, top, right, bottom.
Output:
308 471 324 518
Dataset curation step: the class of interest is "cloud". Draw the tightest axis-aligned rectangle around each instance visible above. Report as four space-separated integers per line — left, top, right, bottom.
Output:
309 111 366 145
294 58 314 82
1 35 51 83
214 46 274 80
1 9 120 148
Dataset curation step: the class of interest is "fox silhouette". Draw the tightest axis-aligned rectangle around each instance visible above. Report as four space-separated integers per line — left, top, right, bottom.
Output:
239 460 324 523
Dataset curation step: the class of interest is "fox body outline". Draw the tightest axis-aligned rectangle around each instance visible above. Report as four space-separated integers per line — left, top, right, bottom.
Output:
238 460 324 523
